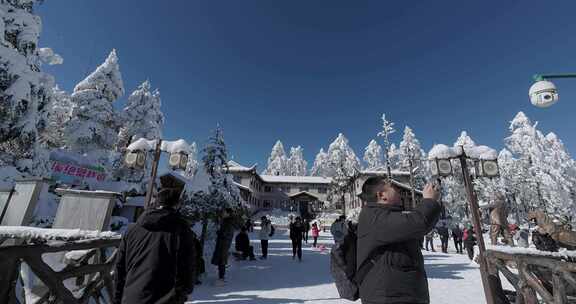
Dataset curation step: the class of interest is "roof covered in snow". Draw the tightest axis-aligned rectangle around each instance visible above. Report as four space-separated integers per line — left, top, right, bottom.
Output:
361 169 411 176
227 160 257 173
260 175 332 184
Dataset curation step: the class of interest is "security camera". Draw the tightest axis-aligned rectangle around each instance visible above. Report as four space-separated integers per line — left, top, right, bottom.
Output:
529 80 558 108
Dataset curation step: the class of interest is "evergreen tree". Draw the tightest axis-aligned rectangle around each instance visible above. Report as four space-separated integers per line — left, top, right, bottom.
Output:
64 49 124 168
0 0 51 182
263 140 288 175
326 133 361 177
117 80 164 150
41 85 72 149
310 148 330 177
286 146 307 176
363 139 383 170
377 113 396 178
387 143 400 170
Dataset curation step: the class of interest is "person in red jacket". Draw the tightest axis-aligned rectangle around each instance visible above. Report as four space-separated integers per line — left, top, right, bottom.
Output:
311 222 320 247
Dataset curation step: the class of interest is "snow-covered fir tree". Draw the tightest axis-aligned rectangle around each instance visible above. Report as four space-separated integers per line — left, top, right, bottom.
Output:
263 140 288 176
398 126 427 187
504 112 575 216
325 133 361 177
363 139 383 170
387 143 400 170
41 85 71 149
64 49 124 168
182 141 199 179
117 80 164 150
182 126 240 219
310 148 330 177
286 146 307 176
0 0 52 182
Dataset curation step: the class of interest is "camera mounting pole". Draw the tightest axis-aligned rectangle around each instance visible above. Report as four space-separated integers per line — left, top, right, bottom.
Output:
533 73 576 81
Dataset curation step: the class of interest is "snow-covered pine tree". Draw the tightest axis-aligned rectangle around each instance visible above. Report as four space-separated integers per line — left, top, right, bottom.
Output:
0 0 52 182
387 143 400 170
183 142 199 179
41 86 72 149
286 146 307 176
64 49 124 169
310 148 330 177
117 80 164 150
326 133 361 177
263 140 288 176
363 139 383 170
398 126 426 188
504 112 551 212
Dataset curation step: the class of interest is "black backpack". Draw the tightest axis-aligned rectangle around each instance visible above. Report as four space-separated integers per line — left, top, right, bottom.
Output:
330 227 387 301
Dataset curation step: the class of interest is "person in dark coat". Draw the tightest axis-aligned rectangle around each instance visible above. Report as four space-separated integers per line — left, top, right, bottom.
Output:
114 188 197 304
211 208 236 285
235 226 256 260
451 225 464 254
289 217 305 261
437 224 450 253
356 177 441 304
463 226 477 261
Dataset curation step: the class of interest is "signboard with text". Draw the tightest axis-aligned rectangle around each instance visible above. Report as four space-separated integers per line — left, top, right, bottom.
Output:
49 150 107 186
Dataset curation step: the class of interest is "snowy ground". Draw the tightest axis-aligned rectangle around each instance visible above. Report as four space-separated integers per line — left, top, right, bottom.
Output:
188 229 488 304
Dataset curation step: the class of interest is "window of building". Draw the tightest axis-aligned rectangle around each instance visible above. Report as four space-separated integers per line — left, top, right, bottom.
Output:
263 200 272 208
299 187 309 192
233 175 241 183
318 187 327 194
264 186 272 192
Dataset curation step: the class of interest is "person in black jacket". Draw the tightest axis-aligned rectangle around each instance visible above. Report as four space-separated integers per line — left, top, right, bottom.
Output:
289 217 305 261
114 188 197 304
211 208 236 286
437 224 450 253
235 226 256 260
357 177 441 304
451 225 464 254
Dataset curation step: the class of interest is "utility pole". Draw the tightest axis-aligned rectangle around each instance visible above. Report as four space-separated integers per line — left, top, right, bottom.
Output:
458 151 495 304
144 139 162 209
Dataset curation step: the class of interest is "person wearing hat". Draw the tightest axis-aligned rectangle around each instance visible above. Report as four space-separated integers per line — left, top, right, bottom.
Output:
356 177 441 304
114 186 197 304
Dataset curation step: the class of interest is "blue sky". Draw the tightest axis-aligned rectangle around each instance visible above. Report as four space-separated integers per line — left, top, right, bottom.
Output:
39 1 576 169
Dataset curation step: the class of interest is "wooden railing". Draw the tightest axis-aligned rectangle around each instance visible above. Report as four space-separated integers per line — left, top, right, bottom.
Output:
486 247 576 304
0 227 121 304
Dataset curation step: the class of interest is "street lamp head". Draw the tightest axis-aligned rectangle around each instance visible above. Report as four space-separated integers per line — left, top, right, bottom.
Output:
529 80 558 108
169 152 189 170
125 150 146 169
474 159 499 178
430 158 453 177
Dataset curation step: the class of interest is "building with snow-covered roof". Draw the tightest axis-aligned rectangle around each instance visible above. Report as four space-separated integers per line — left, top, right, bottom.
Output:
227 161 422 217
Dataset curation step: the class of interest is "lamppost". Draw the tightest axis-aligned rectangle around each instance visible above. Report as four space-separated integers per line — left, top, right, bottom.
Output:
124 138 190 209
429 144 500 304
528 73 576 108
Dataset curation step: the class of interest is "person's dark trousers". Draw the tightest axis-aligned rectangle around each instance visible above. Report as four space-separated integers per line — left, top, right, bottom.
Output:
304 231 309 243
313 237 318 248
425 238 435 251
242 246 256 260
292 239 302 260
466 246 474 260
260 240 269 258
441 237 449 253
453 237 461 253
218 264 226 280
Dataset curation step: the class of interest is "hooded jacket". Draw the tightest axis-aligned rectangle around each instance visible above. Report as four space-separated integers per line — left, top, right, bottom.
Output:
357 199 441 304
113 207 197 304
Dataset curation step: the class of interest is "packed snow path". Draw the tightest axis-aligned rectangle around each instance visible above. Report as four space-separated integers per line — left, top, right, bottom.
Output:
188 229 486 304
